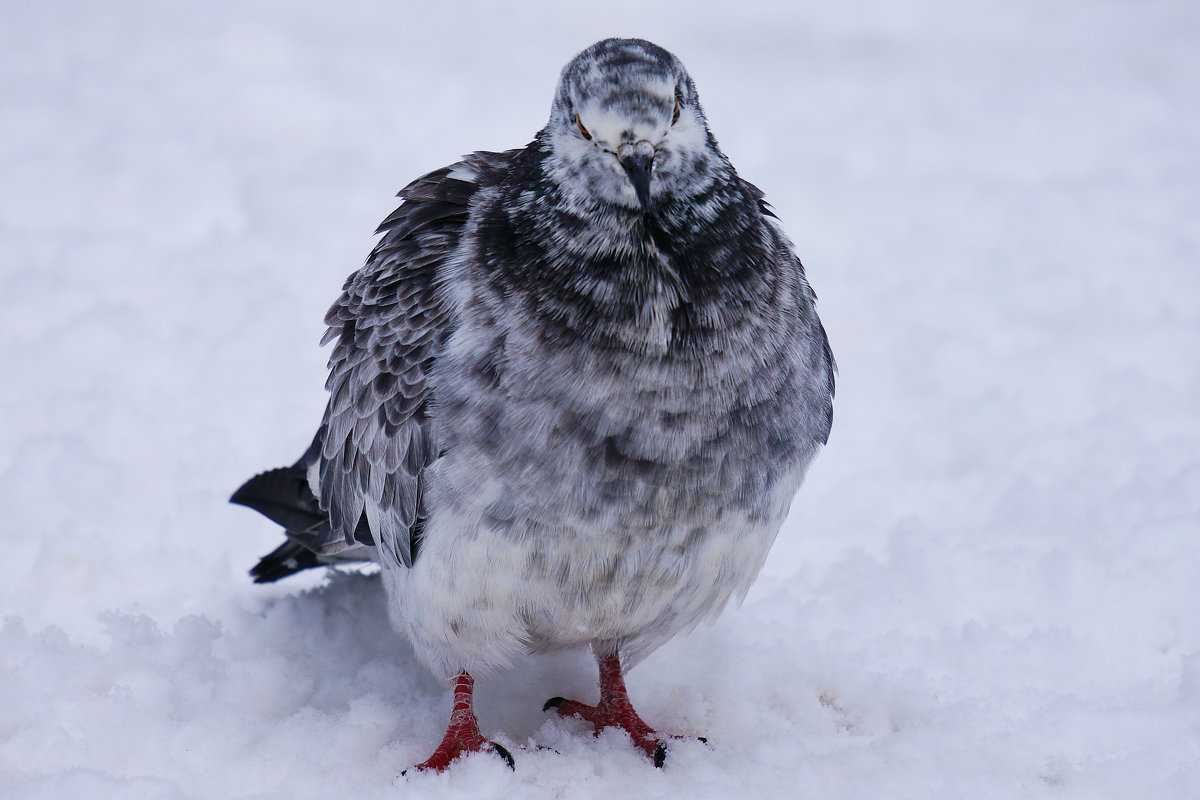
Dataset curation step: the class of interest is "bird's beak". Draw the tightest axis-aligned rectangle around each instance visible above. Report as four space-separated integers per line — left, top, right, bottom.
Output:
618 141 655 212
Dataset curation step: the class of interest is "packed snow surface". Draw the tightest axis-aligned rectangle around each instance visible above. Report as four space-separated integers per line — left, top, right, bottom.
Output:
2 1 1197 798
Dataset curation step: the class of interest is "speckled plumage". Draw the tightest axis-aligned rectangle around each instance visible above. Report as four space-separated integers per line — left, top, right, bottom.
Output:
235 36 832 707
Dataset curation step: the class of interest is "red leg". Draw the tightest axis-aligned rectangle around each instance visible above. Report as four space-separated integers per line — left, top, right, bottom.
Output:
409 672 514 773
544 651 669 766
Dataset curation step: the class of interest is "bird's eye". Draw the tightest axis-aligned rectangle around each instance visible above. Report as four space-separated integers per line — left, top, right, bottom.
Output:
672 99 680 125
575 114 592 140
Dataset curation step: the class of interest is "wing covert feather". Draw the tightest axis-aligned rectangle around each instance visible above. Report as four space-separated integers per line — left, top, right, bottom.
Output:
314 150 516 567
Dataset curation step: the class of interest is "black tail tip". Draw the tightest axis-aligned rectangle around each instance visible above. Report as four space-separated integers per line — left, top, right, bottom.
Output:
248 539 321 583
230 466 324 533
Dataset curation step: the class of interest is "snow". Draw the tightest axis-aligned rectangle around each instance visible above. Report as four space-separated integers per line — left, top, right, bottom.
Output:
2 0 1198 797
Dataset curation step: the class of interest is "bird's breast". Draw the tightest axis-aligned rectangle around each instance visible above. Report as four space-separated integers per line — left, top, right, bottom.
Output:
433 308 803 534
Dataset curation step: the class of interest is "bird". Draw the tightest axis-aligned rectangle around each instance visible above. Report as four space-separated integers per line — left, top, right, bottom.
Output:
231 37 834 772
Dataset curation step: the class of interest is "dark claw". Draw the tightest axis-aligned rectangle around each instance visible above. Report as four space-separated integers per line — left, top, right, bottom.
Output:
491 742 516 771
399 741 516 775
652 741 667 768
543 696 566 712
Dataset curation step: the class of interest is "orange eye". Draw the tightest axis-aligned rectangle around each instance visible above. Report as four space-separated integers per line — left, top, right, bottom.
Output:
575 114 592 140
672 99 680 125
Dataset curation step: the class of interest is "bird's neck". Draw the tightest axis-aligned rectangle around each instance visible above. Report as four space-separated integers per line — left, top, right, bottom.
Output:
474 154 773 358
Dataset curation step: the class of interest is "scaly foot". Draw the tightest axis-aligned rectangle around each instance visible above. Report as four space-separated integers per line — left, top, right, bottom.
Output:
406 672 515 773
544 652 672 766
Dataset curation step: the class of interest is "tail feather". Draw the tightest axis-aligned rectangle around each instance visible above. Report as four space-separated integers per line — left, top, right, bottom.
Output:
231 464 327 582
232 459 377 582
233 433 377 583
249 538 323 584
230 466 323 534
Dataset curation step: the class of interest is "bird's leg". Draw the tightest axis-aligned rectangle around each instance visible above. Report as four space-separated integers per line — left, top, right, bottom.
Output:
544 651 668 766
409 671 514 773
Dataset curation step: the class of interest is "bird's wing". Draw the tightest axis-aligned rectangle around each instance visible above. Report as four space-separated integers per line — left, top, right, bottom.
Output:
315 150 516 568
742 177 837 446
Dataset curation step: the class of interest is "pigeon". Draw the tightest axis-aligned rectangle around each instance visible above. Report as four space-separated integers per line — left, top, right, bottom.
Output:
232 37 834 772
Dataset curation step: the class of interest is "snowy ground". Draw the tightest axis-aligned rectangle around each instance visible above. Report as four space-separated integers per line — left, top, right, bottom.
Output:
2 1 1198 797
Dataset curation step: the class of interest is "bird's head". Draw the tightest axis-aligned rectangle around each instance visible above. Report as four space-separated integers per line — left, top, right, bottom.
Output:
544 38 720 214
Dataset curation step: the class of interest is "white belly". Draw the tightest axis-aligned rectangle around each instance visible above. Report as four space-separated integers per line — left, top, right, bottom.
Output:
382 459 808 681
